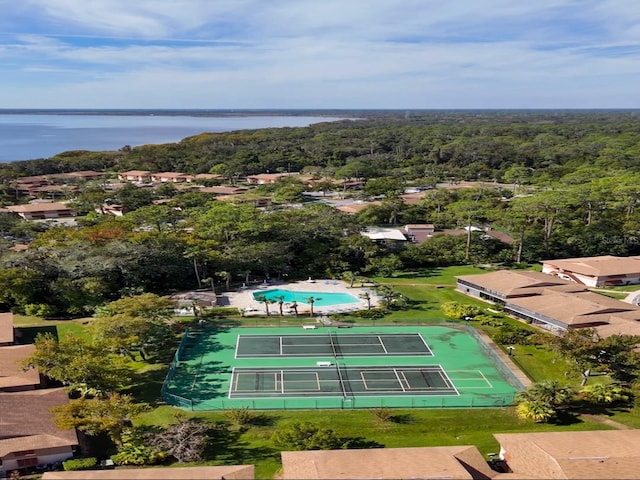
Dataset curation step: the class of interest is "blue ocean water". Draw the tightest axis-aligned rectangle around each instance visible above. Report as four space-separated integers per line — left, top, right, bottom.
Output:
0 111 345 162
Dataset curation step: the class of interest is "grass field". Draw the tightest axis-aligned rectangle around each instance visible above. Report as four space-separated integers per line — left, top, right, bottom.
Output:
12 265 639 478
135 404 614 478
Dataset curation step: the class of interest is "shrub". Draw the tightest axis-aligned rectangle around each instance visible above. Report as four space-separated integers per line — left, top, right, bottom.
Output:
493 324 533 345
224 407 256 427
203 307 240 318
24 303 58 318
349 308 385 319
580 383 629 404
370 407 393 423
63 457 98 471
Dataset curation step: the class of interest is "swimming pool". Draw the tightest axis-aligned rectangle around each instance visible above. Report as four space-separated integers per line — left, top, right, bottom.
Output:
252 289 359 307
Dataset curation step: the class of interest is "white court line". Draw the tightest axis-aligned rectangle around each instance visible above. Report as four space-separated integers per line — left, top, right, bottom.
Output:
447 370 494 389
393 368 406 392
279 336 283 355
360 371 370 390
378 335 388 354
280 370 284 394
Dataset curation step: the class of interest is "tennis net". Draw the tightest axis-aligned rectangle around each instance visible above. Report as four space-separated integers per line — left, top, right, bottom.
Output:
327 330 342 358
334 362 349 398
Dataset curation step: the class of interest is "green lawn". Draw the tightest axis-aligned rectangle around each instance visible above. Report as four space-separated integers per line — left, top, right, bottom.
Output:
135 404 613 479
373 265 492 286
13 315 94 343
13 264 640 478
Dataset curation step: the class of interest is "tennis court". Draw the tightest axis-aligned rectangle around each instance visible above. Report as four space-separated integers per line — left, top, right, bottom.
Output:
229 365 457 398
235 332 433 357
162 325 523 410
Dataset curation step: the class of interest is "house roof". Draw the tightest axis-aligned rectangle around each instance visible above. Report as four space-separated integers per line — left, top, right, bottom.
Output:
6 202 73 213
42 465 255 479
201 185 250 195
334 201 381 214
457 270 580 298
280 446 495 479
404 224 435 230
0 312 13 344
494 430 640 479
508 291 640 327
152 172 190 178
247 173 297 181
361 227 407 241
119 170 152 176
542 255 640 277
0 344 40 389
0 388 78 457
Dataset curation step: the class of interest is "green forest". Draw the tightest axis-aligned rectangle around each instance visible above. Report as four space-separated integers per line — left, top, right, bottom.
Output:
0 110 639 316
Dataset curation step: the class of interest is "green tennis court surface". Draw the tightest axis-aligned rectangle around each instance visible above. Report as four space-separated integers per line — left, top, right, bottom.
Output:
230 365 457 398
235 332 433 357
162 325 522 410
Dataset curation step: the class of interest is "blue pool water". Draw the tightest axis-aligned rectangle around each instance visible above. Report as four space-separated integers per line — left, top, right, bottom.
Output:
253 289 359 307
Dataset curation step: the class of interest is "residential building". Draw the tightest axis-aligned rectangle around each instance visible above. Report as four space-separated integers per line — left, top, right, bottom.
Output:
150 172 194 183
4 202 75 220
542 255 640 287
456 270 580 303
117 170 152 182
334 201 381 215
494 430 640 479
360 227 408 243
0 312 14 346
0 344 40 391
41 465 255 479
246 173 298 184
0 389 78 475
200 185 250 195
280 446 496 479
456 270 640 337
402 224 435 243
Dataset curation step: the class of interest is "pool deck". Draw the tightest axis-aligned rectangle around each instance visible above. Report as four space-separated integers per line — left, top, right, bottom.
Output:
222 279 379 316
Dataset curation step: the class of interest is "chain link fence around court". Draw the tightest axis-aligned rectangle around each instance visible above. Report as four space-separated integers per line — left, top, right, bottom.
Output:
161 322 521 411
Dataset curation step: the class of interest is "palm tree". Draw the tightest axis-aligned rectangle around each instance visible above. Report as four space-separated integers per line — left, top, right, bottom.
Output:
289 301 299 317
341 271 358 288
216 270 231 290
580 383 629 404
304 297 320 316
360 292 372 310
254 294 272 316
516 400 555 423
515 381 575 422
518 380 574 408
275 295 286 317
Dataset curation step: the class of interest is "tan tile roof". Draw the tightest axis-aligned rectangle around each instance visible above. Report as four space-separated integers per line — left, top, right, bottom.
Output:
334 201 381 214
494 430 640 479
0 388 78 456
280 446 495 479
42 465 255 479
0 344 40 389
457 270 580 298
6 202 73 213
508 291 640 326
120 170 152 176
543 255 640 277
0 312 13 344
200 186 250 195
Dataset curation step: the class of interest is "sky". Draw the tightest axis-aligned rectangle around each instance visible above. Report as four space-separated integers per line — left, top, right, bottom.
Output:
1 0 639 109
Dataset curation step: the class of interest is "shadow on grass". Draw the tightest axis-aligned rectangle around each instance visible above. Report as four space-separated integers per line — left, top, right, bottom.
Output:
390 413 415 424
570 400 633 417
14 325 58 344
125 366 169 405
547 410 583 426
204 425 280 465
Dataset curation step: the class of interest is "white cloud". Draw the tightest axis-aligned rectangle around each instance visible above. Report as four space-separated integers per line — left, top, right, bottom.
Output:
0 0 638 108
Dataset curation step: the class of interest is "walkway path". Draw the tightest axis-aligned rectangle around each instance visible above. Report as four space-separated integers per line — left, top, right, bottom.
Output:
580 413 633 430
